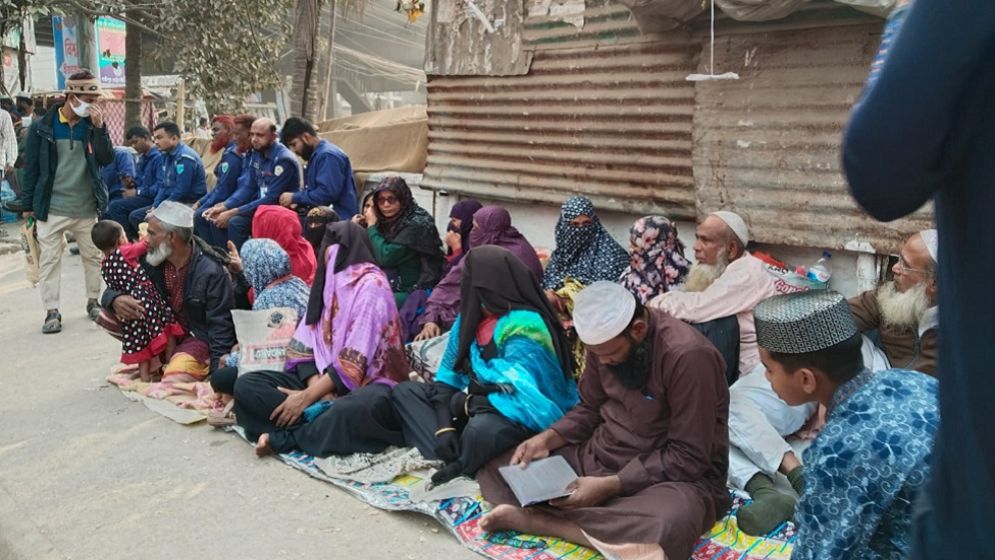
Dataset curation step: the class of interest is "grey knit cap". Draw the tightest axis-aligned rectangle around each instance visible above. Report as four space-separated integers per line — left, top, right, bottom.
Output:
755 290 858 354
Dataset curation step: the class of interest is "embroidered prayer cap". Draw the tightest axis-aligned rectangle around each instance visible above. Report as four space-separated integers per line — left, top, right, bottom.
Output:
920 229 938 264
150 201 194 229
710 210 749 246
573 281 637 346
64 75 108 97
755 290 858 354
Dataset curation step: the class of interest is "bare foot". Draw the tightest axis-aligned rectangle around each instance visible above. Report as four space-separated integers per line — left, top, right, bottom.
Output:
254 433 274 457
480 504 532 533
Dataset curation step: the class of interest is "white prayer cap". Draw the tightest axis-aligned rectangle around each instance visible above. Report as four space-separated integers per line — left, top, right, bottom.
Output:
573 281 637 346
709 210 749 246
919 229 938 263
151 201 194 229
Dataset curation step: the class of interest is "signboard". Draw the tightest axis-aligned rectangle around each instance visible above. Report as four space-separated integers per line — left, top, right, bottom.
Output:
96 17 126 86
52 16 81 90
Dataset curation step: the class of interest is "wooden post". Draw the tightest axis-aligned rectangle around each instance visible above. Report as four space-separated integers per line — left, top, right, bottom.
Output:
319 0 337 121
176 78 186 133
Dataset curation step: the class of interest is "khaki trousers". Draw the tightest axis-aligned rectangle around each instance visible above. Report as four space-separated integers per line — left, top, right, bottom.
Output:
36 214 103 311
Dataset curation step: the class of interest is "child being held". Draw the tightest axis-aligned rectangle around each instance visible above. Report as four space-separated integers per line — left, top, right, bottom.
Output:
91 220 185 382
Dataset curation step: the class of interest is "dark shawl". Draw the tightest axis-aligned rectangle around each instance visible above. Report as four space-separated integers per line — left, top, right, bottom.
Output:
542 196 629 291
371 176 445 289
453 246 573 378
305 221 378 325
446 198 483 264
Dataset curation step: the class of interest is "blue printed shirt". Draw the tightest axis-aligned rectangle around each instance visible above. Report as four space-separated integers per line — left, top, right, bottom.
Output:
223 141 301 216
99 147 137 199
199 142 246 208
793 369 939 559
292 139 357 219
153 142 207 206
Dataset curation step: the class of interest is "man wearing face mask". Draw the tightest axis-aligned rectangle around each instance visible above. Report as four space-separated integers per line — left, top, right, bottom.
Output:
14 71 115 334
477 281 730 560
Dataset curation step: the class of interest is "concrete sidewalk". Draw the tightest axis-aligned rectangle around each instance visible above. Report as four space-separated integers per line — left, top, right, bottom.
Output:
0 221 476 560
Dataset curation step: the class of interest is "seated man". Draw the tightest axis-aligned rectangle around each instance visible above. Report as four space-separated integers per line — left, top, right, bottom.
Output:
100 201 236 378
849 229 938 375
277 117 358 222
650 211 792 379
99 145 136 203
193 115 250 248
478 281 730 560
104 126 163 239
200 117 301 250
756 290 938 558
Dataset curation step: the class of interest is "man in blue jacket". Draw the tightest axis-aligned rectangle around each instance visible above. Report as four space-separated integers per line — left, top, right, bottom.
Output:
100 145 136 202
16 71 115 333
194 114 252 247
202 117 301 250
104 126 163 239
277 117 357 222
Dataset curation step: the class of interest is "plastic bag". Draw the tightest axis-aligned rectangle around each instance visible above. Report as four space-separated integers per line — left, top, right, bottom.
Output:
20 217 40 286
231 307 298 373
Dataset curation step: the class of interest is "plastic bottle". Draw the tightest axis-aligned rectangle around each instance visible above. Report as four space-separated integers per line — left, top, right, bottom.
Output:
806 251 833 284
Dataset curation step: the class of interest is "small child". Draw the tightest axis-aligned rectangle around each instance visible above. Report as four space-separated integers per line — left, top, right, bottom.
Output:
91 220 184 382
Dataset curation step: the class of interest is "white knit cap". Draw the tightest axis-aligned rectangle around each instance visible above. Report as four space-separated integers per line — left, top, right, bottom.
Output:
920 229 938 263
573 281 637 346
710 211 749 246
151 201 194 229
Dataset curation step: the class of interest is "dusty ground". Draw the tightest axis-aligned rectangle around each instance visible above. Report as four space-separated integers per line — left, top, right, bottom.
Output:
0 221 476 560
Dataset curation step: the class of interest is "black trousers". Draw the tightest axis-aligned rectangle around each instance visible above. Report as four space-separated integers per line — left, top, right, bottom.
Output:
692 315 741 386
233 369 405 457
390 381 533 478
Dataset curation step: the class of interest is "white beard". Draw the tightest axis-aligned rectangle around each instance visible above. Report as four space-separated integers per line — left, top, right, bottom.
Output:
684 251 729 293
146 242 173 267
877 281 931 330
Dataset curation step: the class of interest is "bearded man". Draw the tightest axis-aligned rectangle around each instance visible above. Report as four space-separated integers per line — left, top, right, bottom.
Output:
650 211 787 379
849 230 938 375
193 114 251 247
100 201 236 378
478 281 730 560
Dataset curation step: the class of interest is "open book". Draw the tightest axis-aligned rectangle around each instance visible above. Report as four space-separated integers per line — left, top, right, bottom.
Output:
498 456 578 507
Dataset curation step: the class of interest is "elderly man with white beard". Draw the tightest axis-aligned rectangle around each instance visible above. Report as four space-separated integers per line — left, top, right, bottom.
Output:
848 230 938 376
99 201 237 379
649 211 788 379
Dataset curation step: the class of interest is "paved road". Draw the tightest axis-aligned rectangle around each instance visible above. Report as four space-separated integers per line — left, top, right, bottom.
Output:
0 222 476 560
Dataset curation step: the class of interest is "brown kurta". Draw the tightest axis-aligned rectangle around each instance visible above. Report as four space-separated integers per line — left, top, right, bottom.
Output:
848 289 938 376
479 309 731 559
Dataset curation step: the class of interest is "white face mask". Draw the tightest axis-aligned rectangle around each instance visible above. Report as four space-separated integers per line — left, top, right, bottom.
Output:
71 99 91 118
20 116 31 127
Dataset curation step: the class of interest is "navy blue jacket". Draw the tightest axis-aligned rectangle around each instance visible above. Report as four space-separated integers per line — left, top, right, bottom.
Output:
293 139 357 219
199 142 246 208
100 147 137 200
135 146 164 199
223 142 301 216
153 142 207 206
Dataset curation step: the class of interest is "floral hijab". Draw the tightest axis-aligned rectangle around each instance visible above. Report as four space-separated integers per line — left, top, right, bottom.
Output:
619 215 690 304
541 196 629 291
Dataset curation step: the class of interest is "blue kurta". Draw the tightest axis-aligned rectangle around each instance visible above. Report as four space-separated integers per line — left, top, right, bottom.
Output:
793 369 939 559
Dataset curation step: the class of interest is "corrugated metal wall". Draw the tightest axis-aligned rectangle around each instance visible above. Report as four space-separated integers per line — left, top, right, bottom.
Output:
693 24 933 254
422 35 700 219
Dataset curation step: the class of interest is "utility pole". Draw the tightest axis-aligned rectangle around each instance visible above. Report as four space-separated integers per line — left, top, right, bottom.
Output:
74 12 98 75
318 0 337 121
175 78 186 133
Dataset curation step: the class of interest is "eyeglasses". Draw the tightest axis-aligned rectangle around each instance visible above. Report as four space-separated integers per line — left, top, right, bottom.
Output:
895 257 932 276
376 195 399 205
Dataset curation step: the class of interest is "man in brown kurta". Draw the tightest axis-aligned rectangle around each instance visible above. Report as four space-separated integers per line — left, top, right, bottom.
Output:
478 281 730 560
848 229 938 376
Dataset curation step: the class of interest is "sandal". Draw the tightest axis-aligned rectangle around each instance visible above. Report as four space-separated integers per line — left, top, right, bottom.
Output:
207 400 236 428
42 310 62 334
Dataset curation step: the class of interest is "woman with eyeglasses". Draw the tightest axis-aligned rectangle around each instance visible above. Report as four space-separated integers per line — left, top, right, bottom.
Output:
352 177 445 308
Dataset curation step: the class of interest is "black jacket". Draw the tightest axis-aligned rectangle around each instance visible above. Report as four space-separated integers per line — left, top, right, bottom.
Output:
20 103 114 221
101 241 236 370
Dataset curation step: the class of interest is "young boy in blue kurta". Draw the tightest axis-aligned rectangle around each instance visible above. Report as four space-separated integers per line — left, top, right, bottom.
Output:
755 290 938 559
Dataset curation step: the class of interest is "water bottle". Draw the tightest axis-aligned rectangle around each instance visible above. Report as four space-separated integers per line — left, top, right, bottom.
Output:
806 251 832 284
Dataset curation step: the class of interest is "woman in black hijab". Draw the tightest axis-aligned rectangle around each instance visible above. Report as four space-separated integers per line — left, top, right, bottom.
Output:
391 246 579 484
360 177 445 308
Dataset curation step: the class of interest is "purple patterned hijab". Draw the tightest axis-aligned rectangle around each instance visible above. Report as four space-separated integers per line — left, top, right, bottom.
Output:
619 215 690 304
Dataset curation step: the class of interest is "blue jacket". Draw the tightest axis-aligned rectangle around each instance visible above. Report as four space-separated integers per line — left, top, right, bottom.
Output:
153 142 207 206
135 146 163 200
222 142 301 216
199 142 246 208
292 139 357 219
100 147 137 199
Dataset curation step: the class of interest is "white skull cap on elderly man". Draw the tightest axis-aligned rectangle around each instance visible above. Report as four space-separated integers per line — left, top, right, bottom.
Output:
573 281 637 346
710 211 749 246
919 229 938 263
151 201 194 229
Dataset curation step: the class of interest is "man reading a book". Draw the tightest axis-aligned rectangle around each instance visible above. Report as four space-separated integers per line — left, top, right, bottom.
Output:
478 281 731 560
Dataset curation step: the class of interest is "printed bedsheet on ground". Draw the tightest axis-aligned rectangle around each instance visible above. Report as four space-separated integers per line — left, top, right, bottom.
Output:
229 428 795 560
